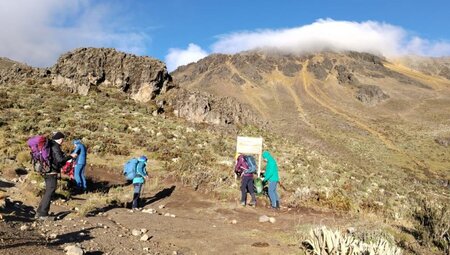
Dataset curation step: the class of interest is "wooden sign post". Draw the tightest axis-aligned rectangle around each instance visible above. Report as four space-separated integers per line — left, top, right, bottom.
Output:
236 136 263 177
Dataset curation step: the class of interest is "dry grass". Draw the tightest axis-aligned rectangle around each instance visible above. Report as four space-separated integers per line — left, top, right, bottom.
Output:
0 74 449 253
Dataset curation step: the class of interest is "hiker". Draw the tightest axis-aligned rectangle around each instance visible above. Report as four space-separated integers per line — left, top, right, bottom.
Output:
235 154 257 207
72 139 87 193
132 156 148 209
261 151 280 209
36 132 77 220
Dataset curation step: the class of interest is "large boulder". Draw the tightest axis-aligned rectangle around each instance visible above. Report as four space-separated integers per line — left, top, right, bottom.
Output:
52 48 174 102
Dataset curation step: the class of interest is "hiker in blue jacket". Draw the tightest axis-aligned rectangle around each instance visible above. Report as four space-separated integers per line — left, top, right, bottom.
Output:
132 156 149 209
72 139 87 193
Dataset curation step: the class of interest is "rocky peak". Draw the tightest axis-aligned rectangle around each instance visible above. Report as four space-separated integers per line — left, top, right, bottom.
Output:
52 47 175 102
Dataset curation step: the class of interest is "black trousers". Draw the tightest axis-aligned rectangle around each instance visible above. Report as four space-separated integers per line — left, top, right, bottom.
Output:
240 175 256 204
37 174 57 216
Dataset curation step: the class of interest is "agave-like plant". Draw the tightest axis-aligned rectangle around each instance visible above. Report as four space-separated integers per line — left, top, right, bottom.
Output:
303 226 402 255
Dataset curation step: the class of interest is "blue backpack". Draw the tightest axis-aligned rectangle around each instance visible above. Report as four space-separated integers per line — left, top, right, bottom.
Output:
123 158 139 180
244 155 257 174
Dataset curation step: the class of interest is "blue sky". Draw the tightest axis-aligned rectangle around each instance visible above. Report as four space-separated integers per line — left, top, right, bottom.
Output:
1 0 449 70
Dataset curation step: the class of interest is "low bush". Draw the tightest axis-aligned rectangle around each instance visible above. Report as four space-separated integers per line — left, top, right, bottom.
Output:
414 199 450 253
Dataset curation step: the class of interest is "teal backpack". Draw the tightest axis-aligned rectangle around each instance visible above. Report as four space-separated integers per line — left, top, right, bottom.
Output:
244 155 257 174
123 158 139 180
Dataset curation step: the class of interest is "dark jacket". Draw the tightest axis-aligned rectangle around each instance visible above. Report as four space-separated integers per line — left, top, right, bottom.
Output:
49 140 72 173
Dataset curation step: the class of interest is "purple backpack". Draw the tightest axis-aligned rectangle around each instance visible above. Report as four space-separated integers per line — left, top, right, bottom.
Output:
27 135 51 174
234 155 249 176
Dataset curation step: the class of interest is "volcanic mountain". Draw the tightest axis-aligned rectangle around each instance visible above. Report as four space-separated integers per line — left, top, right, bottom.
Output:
172 51 450 181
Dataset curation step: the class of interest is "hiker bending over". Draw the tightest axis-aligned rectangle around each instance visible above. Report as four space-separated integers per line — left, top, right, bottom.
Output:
235 154 257 206
72 139 87 193
262 151 280 209
132 156 148 209
36 132 77 220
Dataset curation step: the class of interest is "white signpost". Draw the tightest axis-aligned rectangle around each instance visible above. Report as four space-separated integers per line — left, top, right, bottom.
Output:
236 136 263 177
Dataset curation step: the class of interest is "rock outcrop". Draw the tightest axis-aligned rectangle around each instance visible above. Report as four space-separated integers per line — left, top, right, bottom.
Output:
356 85 389 105
166 88 267 126
52 48 174 102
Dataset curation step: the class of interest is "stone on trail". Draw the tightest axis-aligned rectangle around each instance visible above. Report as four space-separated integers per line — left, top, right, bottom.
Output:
259 215 270 223
269 217 276 223
20 225 29 231
140 234 150 241
141 228 148 234
231 219 237 224
142 208 156 214
132 229 141 236
158 204 165 209
64 245 84 255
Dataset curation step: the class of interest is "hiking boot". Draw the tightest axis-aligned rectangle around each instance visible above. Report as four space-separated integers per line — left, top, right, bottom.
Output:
248 201 256 207
240 202 246 207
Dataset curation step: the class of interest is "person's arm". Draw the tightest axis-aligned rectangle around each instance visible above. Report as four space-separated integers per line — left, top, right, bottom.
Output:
72 144 80 155
142 165 148 177
52 145 73 169
263 164 273 181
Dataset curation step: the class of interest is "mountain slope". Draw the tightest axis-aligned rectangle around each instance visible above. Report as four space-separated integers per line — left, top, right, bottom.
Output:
172 50 450 183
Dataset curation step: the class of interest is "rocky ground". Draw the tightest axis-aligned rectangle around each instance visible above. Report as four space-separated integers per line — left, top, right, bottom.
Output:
0 170 349 255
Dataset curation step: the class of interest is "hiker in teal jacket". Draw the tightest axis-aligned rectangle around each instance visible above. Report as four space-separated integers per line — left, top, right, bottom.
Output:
132 156 148 209
262 151 280 209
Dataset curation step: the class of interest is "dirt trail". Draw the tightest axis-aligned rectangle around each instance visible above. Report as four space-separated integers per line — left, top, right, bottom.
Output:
0 175 348 255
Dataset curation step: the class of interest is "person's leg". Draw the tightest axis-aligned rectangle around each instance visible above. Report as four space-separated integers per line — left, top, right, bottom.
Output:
247 177 256 205
268 181 277 208
74 164 83 189
240 177 248 205
37 175 57 216
132 183 142 209
79 164 87 191
274 182 280 208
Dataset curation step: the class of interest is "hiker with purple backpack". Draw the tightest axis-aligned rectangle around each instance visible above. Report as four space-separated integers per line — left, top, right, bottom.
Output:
30 132 77 220
235 154 257 207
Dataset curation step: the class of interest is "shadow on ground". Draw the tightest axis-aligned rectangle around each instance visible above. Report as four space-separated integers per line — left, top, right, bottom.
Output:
87 185 176 215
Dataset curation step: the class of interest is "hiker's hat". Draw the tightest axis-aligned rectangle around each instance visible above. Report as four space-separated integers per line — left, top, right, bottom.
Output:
52 132 65 140
139 155 148 161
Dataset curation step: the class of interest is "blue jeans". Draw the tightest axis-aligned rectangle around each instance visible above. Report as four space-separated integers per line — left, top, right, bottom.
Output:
268 181 279 208
74 164 87 190
132 183 143 209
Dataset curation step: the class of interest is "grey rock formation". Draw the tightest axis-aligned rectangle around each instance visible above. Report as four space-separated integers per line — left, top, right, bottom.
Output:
356 85 389 105
167 88 266 126
280 62 302 77
52 48 174 102
307 60 333 80
335 65 359 85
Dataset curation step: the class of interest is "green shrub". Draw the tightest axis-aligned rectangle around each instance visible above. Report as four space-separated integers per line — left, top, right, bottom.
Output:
414 199 450 253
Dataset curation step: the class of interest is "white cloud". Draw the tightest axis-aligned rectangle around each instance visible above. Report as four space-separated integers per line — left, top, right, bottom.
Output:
165 43 208 71
211 19 450 57
167 19 450 70
0 0 148 67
